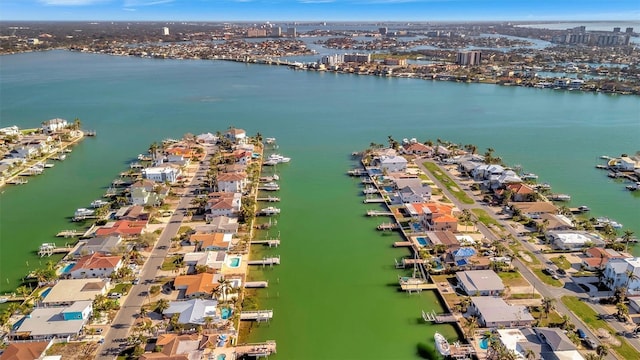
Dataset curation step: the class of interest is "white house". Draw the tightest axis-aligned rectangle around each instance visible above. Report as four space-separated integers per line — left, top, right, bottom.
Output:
0 126 20 136
142 166 180 184
41 118 68 133
225 128 246 144
206 192 241 218
68 253 123 279
546 230 605 250
12 301 92 340
470 297 534 328
378 155 408 173
456 270 504 296
604 258 640 295
216 172 248 193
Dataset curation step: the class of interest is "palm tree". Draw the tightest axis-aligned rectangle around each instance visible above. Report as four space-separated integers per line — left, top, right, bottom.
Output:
596 344 608 359
524 348 536 360
459 209 473 232
540 297 555 319
155 298 169 314
465 316 478 339
139 306 148 320
624 269 640 298
622 230 635 253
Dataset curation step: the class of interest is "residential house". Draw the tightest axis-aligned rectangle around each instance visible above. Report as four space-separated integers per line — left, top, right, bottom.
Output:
377 155 408 173
205 192 241 219
536 213 574 231
225 128 247 144
139 333 204 360
42 279 110 306
130 180 165 206
196 132 218 144
41 118 68 134
223 164 247 173
216 172 248 193
470 296 535 328
94 220 147 238
604 257 640 295
488 170 522 190
162 299 220 327
191 232 233 251
142 165 180 184
174 272 222 298
509 201 558 219
610 156 638 171
0 125 20 136
401 142 433 156
582 247 624 271
72 235 125 258
1 340 53 360
456 270 504 296
11 301 92 340
546 230 605 250
231 149 252 165
496 327 585 360
496 183 535 202
419 203 458 232
183 251 226 271
393 178 431 203
68 253 123 279
195 216 238 234
448 247 477 267
471 164 505 180
425 231 460 249
9 146 37 159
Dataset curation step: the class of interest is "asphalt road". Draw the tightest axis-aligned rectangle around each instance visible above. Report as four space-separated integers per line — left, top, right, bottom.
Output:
415 158 624 360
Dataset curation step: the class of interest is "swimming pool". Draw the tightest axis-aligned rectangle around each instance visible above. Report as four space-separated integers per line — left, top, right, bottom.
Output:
60 262 75 274
40 287 52 299
216 354 226 360
227 256 241 268
220 307 232 320
416 237 428 246
479 338 488 350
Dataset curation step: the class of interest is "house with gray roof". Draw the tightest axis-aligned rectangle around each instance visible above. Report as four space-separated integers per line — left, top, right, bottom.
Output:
72 235 127 258
163 299 220 327
42 279 109 306
546 230 605 250
11 301 92 341
496 327 584 360
470 297 534 328
456 270 504 296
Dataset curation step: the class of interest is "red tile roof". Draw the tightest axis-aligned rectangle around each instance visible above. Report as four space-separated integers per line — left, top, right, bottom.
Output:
71 253 122 272
2 341 49 360
95 220 147 237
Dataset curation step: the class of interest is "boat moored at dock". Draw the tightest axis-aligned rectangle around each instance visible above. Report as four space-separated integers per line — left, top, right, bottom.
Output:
434 332 451 356
258 206 281 216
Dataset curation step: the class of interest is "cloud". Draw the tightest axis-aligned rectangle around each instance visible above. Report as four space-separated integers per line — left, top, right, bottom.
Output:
298 0 335 3
38 0 109 5
123 0 174 6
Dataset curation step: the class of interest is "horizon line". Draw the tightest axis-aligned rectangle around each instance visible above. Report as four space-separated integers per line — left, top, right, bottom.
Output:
2 19 639 23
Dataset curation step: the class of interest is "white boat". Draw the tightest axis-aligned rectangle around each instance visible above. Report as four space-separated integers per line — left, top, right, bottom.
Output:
550 194 571 201
43 163 55 168
74 208 95 217
434 332 451 356
259 182 280 191
521 173 538 180
267 154 291 164
263 159 279 166
596 217 623 229
90 199 109 208
265 137 276 144
0 297 8 304
54 153 66 161
626 182 640 191
259 207 281 215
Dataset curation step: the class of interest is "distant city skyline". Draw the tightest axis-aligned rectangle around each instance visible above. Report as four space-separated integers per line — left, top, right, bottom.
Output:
1 0 639 22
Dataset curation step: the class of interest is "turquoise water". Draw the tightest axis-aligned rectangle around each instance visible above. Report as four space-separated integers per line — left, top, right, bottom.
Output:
227 257 241 268
416 237 428 246
479 338 488 350
216 355 226 360
221 307 232 320
60 263 75 274
0 50 638 359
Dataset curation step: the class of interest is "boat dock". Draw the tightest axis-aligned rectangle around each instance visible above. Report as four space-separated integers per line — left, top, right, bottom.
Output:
449 343 476 359
56 230 85 238
377 222 399 231
248 256 281 266
235 340 277 358
361 177 374 184
393 241 413 247
6 178 28 185
256 197 280 202
399 277 437 293
549 193 571 201
38 243 74 257
367 210 393 216
422 310 457 323
347 168 365 176
240 310 273 322
245 281 269 288
250 239 281 247
363 197 385 203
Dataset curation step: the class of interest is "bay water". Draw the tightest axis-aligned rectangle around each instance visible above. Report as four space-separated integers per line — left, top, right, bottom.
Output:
0 50 638 359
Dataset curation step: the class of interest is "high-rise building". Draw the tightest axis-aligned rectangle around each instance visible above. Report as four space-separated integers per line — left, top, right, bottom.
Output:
613 27 621 33
271 27 282 37
379 27 388 36
286 27 297 37
163 27 170 36
626 27 634 34
456 51 482 66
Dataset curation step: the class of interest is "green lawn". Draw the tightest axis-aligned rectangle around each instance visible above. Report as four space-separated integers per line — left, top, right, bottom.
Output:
471 208 504 230
550 256 572 270
508 293 541 299
498 271 530 287
111 283 132 295
562 296 639 359
532 268 563 287
422 162 475 204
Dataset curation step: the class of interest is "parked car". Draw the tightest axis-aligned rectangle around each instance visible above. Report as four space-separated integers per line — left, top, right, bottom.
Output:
577 328 587 339
557 268 566 275
584 338 597 349
108 292 122 299
132 278 140 285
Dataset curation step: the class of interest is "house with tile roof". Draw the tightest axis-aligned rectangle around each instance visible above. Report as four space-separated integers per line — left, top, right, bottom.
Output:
400 142 433 156
205 192 241 219
496 183 535 202
582 247 624 271
42 279 110 306
195 216 239 234
68 253 123 279
224 127 247 144
191 232 233 251
509 201 558 218
139 333 204 360
174 272 222 298
1 340 53 360
418 203 458 232
216 172 248 193
94 219 147 238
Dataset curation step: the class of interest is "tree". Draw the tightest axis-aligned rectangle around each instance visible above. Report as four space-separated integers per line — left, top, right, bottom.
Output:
139 306 148 319
459 209 473 232
540 297 555 319
73 117 81 130
596 344 608 359
155 298 169 314
622 230 635 253
465 316 478 339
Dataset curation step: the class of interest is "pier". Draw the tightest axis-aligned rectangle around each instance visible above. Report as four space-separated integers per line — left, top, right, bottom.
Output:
6 178 28 185
38 243 73 257
256 197 280 202
245 281 269 288
248 256 281 266
363 197 385 203
250 239 281 247
399 277 437 293
56 230 84 238
347 168 365 176
393 241 413 248
235 340 277 358
421 310 457 323
367 210 393 216
240 310 273 322
377 222 399 231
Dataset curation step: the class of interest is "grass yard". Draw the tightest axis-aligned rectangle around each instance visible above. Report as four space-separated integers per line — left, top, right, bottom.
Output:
550 255 572 270
422 162 475 204
498 271 531 287
471 208 504 230
532 268 563 287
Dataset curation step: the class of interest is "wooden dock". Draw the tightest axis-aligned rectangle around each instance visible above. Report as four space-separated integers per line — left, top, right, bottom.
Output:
256 197 280 202
367 210 393 216
56 230 84 238
235 340 277 358
248 256 281 266
361 177 374 184
377 222 399 230
399 276 437 292
245 281 269 288
250 240 280 247
240 310 273 322
421 310 457 323
393 241 413 247
364 197 385 203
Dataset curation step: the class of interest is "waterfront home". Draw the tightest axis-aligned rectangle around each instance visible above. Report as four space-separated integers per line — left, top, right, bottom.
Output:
130 180 167 206
195 216 239 234
11 301 92 341
470 297 534 328
496 327 585 360
196 132 218 144
225 127 247 144
376 155 408 173
400 141 433 156
139 333 204 360
68 253 123 279
1 340 53 360
424 231 460 249
205 192 242 219
582 247 624 271
471 164 505 181
495 183 535 202
456 270 504 296
609 156 639 171
418 203 458 232
142 165 180 184
41 118 68 134
488 170 522 190
216 172 248 193
508 202 558 219
604 258 640 296
120 205 149 221
546 230 605 250
72 235 125 258
94 219 147 238
536 213 574 231
230 149 253 165
9 146 38 160
448 247 477 268
163 299 220 327
42 279 110 306
191 232 233 251
174 272 222 298
390 177 432 203
183 251 226 271
0 125 20 136
223 163 247 173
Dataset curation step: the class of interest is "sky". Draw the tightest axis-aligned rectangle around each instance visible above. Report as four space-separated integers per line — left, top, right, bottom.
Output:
1 0 639 22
